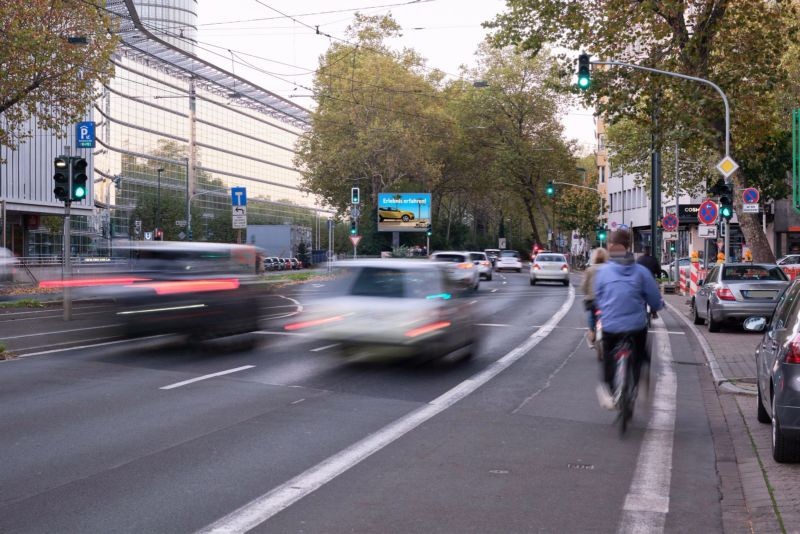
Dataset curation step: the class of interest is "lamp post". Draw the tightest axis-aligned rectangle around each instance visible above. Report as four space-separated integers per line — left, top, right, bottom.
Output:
156 167 164 235
187 190 216 241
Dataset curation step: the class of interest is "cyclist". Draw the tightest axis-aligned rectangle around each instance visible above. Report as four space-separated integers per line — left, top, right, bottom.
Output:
593 229 664 409
636 246 661 279
581 247 609 349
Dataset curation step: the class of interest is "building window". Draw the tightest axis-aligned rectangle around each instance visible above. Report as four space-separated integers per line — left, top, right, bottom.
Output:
599 166 605 183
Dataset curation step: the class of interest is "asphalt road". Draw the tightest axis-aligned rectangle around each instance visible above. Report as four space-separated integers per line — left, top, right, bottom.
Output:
0 271 723 533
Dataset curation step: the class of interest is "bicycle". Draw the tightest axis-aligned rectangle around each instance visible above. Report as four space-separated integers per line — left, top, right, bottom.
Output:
611 334 636 435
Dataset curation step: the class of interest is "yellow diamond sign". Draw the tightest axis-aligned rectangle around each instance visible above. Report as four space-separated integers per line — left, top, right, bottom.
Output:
716 156 739 178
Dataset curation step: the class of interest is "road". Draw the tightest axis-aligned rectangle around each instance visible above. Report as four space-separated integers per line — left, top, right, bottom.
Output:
0 271 724 533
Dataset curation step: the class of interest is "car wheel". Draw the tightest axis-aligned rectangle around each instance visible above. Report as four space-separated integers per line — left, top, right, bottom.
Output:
379 217 384 222
691 299 704 325
757 386 771 424
707 305 721 332
660 270 669 279
486 274 492 281
401 215 410 222
516 268 521 273
563 280 569 286
530 277 535 286
474 280 480 292
772 393 800 462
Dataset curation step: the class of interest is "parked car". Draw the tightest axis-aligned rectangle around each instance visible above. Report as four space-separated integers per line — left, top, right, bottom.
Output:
283 259 476 361
468 251 493 281
289 257 301 270
661 255 707 280
378 207 414 222
495 250 522 273
429 251 480 291
692 263 790 332
744 279 800 462
530 253 570 286
484 248 501 266
0 247 16 282
777 255 800 266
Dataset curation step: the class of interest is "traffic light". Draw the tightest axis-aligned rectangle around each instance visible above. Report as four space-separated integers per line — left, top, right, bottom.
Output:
53 156 70 202
669 242 676 253
545 181 555 198
71 157 88 201
577 53 591 90
350 219 357 235
719 183 733 221
426 223 432 237
351 186 360 204
597 226 607 242
154 229 164 241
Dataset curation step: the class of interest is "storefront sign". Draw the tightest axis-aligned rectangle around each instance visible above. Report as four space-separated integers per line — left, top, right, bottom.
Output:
678 204 701 224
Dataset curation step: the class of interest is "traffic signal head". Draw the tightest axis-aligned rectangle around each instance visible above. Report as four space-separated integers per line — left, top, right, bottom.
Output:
351 186 360 204
545 181 555 198
53 156 70 202
350 219 357 235
720 196 733 221
71 157 88 201
597 226 607 242
577 53 591 90
426 223 432 237
669 242 676 252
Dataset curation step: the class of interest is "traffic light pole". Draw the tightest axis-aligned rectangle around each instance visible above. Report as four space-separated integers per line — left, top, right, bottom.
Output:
63 150 73 321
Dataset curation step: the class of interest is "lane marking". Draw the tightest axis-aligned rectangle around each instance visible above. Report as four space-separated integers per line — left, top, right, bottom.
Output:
254 331 309 337
1 334 174 361
512 335 584 413
197 287 576 534
310 343 339 352
617 316 677 533
491 289 498 293
1 324 124 340
160 365 256 390
475 323 511 327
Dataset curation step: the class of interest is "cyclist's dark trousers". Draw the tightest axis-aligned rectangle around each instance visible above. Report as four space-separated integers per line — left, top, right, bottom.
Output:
601 328 648 390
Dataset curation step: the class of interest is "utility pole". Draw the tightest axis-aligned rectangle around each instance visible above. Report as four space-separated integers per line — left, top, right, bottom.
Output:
63 146 72 321
651 95 662 264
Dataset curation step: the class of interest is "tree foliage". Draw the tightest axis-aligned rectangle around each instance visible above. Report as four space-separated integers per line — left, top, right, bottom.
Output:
0 0 118 152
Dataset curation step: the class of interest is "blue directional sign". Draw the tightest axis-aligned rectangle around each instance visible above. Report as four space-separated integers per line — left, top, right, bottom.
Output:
76 121 95 149
698 199 719 225
231 187 247 207
742 187 760 204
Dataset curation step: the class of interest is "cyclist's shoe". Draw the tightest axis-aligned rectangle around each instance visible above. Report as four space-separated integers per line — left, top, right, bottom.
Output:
596 383 616 410
586 331 595 349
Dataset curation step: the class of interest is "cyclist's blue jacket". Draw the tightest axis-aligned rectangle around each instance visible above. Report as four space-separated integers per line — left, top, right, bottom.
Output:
593 253 664 334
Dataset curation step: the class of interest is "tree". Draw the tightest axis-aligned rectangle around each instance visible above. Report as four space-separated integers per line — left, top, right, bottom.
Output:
488 0 800 262
0 0 118 153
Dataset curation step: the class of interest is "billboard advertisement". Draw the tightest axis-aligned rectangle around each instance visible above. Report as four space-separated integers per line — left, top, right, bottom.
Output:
377 192 431 232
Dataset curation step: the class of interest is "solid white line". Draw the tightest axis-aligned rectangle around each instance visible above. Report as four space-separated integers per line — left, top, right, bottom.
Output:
491 289 498 293
617 316 677 534
1 335 172 360
253 331 309 337
475 323 511 327
1 324 124 340
310 343 339 352
197 287 576 534
160 365 255 390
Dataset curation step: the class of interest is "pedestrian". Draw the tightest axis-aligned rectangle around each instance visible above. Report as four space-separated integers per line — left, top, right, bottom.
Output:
581 247 609 348
637 246 661 279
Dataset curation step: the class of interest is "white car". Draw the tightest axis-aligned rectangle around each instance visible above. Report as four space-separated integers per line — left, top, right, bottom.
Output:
430 251 480 291
495 250 522 273
530 253 570 286
468 251 493 281
0 247 16 283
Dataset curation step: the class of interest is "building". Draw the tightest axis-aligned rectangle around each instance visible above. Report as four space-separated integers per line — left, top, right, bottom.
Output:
1 0 327 260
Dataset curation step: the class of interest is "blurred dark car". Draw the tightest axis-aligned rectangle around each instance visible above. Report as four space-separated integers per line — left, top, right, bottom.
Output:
284 259 476 361
745 279 800 462
88 241 263 345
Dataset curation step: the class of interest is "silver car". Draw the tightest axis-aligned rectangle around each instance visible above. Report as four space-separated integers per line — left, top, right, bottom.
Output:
529 253 570 286
430 251 480 291
495 250 522 273
692 263 789 332
468 251 493 281
744 279 800 462
0 247 16 283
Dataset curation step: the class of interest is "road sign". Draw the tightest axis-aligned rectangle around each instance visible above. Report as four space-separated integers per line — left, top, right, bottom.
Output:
144 231 153 240
698 199 719 225
349 235 362 247
743 203 760 213
175 220 187 227
698 224 718 238
231 186 247 207
350 206 361 218
716 156 739 178
662 231 677 240
178 231 186 240
76 121 95 149
232 214 247 229
662 213 679 231
610 220 618 229
134 220 142 234
742 187 760 204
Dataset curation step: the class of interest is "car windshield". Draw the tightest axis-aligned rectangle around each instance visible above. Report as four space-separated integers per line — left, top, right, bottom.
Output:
500 251 519 258
469 253 486 261
432 254 467 263
536 254 565 262
721 266 787 281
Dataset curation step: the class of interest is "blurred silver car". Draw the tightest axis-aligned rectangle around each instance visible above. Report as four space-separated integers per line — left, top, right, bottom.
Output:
692 263 789 332
495 250 522 273
430 251 480 291
468 251 493 281
0 247 16 283
530 253 570 286
284 260 476 361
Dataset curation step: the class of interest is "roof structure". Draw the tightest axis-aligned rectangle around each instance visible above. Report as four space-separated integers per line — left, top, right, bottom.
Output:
105 0 311 129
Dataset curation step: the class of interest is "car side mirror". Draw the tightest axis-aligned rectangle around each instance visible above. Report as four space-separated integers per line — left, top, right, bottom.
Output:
743 316 767 332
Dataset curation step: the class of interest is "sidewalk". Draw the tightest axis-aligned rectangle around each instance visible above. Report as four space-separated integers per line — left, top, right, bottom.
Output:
663 292 759 394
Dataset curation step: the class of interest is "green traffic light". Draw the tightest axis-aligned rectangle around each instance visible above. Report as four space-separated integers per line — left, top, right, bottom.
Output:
577 76 590 89
73 186 86 200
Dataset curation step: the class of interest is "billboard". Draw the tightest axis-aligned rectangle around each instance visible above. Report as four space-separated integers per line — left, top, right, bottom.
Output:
377 192 431 232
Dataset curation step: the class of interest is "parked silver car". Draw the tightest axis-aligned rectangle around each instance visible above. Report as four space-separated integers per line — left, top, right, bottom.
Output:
744 279 800 462
691 263 789 332
529 253 570 286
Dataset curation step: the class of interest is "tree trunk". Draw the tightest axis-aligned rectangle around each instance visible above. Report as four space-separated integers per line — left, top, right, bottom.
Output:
522 196 542 245
731 170 774 262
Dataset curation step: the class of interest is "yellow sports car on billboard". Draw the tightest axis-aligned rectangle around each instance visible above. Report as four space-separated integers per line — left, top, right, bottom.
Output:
378 207 415 222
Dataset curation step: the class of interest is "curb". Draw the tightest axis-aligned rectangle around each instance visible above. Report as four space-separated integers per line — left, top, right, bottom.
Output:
665 301 756 396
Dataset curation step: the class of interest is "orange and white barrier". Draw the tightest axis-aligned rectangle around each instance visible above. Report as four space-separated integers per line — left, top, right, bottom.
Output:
782 266 800 281
679 266 690 295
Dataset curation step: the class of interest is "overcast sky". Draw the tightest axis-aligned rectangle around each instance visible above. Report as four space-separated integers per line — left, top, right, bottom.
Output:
195 0 595 152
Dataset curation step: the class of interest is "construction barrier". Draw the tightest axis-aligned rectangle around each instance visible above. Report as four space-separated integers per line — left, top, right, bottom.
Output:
679 266 690 295
781 265 800 281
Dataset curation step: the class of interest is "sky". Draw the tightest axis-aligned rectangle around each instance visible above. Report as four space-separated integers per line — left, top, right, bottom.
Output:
194 0 595 153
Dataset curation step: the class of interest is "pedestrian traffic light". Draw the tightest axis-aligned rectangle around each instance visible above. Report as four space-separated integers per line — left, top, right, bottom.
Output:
350 220 357 235
426 223 432 237
351 186 360 204
577 53 591 90
545 181 555 198
53 156 70 202
71 157 88 201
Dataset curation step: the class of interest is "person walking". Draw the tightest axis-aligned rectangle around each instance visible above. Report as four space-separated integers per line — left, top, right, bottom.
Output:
581 247 609 349
637 246 661 279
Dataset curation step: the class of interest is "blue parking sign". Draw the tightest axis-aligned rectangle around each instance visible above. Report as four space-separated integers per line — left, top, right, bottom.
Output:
76 121 95 149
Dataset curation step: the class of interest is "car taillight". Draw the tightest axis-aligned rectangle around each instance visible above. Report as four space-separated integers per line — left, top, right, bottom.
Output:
481 261 490 267
716 288 736 301
561 264 569 272
456 262 473 269
785 334 800 364
404 321 451 338
284 315 345 331
533 264 541 270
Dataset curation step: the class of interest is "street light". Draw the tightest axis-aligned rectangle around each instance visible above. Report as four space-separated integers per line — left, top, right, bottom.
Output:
156 167 164 237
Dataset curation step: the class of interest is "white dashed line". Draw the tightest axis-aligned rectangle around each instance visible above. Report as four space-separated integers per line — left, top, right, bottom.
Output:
160 365 255 390
310 343 339 352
